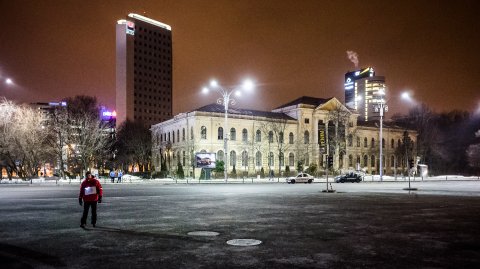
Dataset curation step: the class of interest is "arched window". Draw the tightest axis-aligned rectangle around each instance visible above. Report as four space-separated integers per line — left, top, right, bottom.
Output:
289 132 294 144
177 130 180 142
356 155 361 167
279 152 284 167
242 151 248 167
371 155 375 167
348 155 353 167
304 131 309 144
397 139 401 148
363 155 368 167
268 152 274 167
371 138 375 148
242 129 248 142
168 132 171 142
191 127 194 140
218 127 223 140
182 151 186 166
172 132 175 143
391 139 395 149
230 128 236 141
268 131 273 143
256 130 261 142
182 128 185 141
279 132 284 144
200 126 207 139
391 155 395 167
255 151 262 166
289 153 294 166
217 150 224 162
364 137 368 147
348 135 353 147
230 151 236 166
382 138 385 148
356 136 360 147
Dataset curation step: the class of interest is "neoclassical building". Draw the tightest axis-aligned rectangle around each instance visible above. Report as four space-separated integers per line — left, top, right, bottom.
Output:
151 96 417 178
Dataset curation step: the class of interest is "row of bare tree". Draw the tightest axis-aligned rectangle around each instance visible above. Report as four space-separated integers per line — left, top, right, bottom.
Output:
0 96 152 180
391 104 480 175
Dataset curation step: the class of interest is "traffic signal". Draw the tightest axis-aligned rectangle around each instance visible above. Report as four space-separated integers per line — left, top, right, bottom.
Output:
408 159 414 169
327 156 334 168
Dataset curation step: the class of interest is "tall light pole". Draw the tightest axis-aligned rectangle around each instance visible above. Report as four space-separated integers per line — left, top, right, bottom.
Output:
374 88 388 181
202 79 254 182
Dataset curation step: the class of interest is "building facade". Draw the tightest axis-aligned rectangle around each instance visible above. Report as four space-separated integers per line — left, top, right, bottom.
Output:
344 67 386 121
116 13 173 128
151 96 417 178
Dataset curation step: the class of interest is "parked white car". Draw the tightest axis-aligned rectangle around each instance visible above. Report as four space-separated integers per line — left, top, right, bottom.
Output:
286 173 314 184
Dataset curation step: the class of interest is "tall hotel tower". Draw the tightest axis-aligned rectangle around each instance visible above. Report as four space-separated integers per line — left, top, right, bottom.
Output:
344 67 386 121
116 13 172 128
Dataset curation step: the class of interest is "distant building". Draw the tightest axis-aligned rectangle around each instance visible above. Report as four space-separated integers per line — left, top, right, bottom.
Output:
116 13 173 129
344 67 386 121
151 96 417 178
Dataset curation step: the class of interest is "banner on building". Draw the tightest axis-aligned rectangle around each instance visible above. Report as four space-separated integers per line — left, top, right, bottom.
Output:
195 153 216 169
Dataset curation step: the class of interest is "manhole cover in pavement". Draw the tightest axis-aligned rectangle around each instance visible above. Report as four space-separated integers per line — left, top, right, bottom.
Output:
226 239 262 246
187 231 219 236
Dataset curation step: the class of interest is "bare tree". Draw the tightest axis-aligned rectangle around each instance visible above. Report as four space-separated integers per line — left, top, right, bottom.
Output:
260 118 291 175
0 99 51 180
0 98 18 180
62 96 112 176
326 101 351 171
116 120 152 173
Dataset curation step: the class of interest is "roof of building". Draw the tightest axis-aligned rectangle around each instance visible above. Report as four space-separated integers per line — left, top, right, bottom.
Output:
275 96 333 109
193 103 295 120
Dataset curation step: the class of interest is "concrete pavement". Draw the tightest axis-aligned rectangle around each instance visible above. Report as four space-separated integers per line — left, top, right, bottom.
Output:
0 182 479 268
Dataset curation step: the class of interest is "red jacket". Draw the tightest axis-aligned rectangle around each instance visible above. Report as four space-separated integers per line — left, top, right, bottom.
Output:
79 177 103 202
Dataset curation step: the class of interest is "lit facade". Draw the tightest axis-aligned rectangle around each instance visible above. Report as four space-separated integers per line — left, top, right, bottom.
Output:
116 13 172 129
151 96 416 178
344 67 386 121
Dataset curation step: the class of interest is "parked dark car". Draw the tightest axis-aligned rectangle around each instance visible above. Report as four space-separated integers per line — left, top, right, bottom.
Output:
335 172 363 183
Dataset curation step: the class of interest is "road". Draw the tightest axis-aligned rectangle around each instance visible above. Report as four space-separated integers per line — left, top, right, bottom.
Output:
0 181 479 268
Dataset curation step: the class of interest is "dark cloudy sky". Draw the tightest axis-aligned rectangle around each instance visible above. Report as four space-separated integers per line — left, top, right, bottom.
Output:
1 0 479 116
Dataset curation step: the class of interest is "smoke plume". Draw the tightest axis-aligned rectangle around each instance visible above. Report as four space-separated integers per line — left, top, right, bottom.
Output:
346 50 359 67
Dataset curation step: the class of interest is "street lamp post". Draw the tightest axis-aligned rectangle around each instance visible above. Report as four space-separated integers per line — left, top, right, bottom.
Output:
374 89 388 181
202 79 254 182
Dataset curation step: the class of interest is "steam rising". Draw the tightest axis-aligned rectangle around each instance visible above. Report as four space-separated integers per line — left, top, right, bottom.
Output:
346 50 359 67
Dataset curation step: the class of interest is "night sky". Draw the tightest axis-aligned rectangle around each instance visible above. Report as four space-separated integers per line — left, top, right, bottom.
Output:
1 0 479 117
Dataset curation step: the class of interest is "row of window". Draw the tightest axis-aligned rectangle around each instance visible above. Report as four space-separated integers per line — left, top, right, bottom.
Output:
157 126 409 151
206 127 311 144
347 154 404 168
348 135 404 149
136 27 171 39
133 63 171 70
162 150 407 170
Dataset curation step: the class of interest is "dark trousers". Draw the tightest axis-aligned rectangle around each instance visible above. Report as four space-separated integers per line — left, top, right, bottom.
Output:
110 177 115 183
81 201 97 225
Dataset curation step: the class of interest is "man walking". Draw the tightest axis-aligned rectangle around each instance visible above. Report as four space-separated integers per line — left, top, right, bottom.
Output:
79 171 103 228
109 170 115 183
117 170 123 183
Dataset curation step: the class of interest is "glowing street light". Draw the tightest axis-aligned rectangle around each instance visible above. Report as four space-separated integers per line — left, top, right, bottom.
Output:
5 78 13 85
202 78 255 182
373 89 388 181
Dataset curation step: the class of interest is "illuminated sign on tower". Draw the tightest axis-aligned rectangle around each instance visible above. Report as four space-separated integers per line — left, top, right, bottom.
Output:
344 67 385 121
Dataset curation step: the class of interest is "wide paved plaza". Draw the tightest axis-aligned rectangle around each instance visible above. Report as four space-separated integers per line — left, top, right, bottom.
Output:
1 181 479 268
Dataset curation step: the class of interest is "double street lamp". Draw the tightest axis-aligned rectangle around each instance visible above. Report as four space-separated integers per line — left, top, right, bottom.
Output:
374 88 388 181
202 79 255 182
